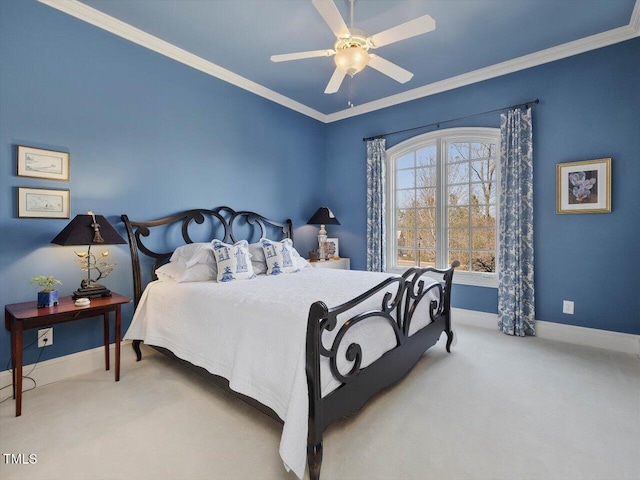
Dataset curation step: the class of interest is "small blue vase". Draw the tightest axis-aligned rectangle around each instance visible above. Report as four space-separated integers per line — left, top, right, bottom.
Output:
37 290 59 308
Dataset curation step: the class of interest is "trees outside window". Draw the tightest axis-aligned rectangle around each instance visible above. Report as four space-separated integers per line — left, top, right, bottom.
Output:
386 128 500 287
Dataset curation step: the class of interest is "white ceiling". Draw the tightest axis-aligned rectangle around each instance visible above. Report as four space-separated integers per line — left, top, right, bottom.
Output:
39 0 639 122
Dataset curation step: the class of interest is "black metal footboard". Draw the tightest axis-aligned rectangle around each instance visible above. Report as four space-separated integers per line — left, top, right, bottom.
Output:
305 262 459 480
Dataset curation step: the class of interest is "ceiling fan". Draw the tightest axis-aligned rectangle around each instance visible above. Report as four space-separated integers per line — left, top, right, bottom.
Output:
270 0 436 94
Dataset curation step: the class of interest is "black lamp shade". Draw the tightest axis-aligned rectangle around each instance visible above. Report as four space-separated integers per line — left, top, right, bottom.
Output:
51 214 126 246
307 207 340 226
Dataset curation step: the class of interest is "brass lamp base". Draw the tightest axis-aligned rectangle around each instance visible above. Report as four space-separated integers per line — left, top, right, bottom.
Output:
72 284 112 299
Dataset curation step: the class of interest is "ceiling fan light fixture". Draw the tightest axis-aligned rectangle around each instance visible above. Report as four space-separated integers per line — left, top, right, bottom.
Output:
271 0 435 93
335 46 369 77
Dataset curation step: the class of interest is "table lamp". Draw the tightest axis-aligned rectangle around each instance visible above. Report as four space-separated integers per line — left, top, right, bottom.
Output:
51 211 126 299
307 207 340 261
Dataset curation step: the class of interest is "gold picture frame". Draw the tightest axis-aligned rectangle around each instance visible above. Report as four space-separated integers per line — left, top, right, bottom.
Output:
17 145 70 182
556 158 611 214
17 187 70 219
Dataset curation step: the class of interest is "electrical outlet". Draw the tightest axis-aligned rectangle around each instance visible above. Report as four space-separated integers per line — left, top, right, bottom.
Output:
562 300 574 315
38 327 53 347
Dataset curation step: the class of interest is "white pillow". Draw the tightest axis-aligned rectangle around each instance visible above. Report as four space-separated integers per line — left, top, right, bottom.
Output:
156 260 216 283
212 239 255 282
249 241 267 275
169 242 215 267
295 253 310 270
260 238 300 275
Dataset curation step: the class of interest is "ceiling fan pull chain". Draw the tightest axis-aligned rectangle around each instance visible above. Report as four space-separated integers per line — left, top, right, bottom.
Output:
350 0 355 30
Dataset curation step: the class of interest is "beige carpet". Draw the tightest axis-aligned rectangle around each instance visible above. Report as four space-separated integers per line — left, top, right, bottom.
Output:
1 324 638 480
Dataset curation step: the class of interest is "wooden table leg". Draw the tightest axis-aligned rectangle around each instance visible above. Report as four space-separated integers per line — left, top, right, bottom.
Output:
115 306 121 382
7 313 16 400
104 312 110 371
14 322 23 417
11 333 16 399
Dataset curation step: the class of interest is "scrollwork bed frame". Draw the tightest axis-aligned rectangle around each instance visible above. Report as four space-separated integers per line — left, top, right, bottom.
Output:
121 207 458 480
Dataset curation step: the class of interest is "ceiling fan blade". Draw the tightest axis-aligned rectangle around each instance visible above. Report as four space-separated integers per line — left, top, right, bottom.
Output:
368 15 436 48
368 55 413 83
312 0 350 39
271 49 335 62
324 68 346 94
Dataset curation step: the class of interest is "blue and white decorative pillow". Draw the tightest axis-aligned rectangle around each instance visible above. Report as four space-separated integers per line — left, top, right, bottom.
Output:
211 239 255 282
260 238 300 275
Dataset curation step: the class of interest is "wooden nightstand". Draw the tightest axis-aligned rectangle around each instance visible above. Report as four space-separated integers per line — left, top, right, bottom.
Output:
307 258 350 270
4 293 131 417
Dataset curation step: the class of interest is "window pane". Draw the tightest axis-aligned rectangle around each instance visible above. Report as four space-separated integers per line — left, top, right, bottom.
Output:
397 153 414 170
470 142 495 160
416 208 436 228
397 209 414 228
419 249 436 267
397 169 414 189
471 207 496 227
448 206 469 227
416 187 436 207
447 161 469 185
470 160 496 184
397 229 415 248
470 183 495 205
449 251 470 271
397 249 415 267
416 167 436 187
416 146 436 167
397 189 415 208
448 184 469 205
447 142 469 162
448 228 469 250
416 229 436 248
472 228 495 250
472 252 495 273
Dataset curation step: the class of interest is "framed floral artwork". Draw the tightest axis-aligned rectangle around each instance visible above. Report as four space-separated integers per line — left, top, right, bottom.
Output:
556 158 611 214
325 237 339 259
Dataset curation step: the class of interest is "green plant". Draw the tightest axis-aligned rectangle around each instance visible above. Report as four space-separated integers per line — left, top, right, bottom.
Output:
30 276 62 292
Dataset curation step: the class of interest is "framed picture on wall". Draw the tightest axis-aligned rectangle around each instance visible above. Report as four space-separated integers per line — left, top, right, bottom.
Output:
556 158 611 214
17 145 70 181
17 187 70 219
326 237 339 259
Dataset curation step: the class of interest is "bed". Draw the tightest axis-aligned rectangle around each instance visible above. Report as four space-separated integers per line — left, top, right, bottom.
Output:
121 207 458 479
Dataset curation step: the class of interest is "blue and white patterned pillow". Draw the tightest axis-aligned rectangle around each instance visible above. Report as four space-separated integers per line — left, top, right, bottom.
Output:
211 239 255 282
260 238 300 275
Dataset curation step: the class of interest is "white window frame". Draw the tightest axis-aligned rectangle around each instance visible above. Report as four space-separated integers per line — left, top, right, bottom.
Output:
385 127 500 288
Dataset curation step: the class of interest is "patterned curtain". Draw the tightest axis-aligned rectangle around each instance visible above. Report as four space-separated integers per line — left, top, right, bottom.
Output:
498 107 535 336
366 138 386 272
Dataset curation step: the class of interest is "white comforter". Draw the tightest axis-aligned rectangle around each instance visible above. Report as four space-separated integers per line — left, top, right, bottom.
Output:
124 267 441 478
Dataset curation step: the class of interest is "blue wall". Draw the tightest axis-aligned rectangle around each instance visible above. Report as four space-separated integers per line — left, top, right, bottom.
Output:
0 1 325 366
326 38 640 334
1 1 638 373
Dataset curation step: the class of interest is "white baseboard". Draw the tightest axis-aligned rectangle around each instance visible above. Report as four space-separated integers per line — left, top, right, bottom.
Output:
0 340 134 391
453 308 640 356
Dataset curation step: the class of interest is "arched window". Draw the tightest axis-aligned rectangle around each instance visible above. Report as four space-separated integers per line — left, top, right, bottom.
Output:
386 127 500 287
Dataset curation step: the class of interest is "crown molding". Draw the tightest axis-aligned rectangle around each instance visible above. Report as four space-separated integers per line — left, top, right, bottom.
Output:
37 0 327 123
326 22 640 122
39 0 639 125
631 0 640 33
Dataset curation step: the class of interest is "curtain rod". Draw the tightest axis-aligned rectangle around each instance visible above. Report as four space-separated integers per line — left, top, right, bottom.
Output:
362 98 539 142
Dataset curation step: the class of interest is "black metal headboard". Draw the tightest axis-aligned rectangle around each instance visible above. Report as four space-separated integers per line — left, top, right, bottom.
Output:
121 207 293 305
